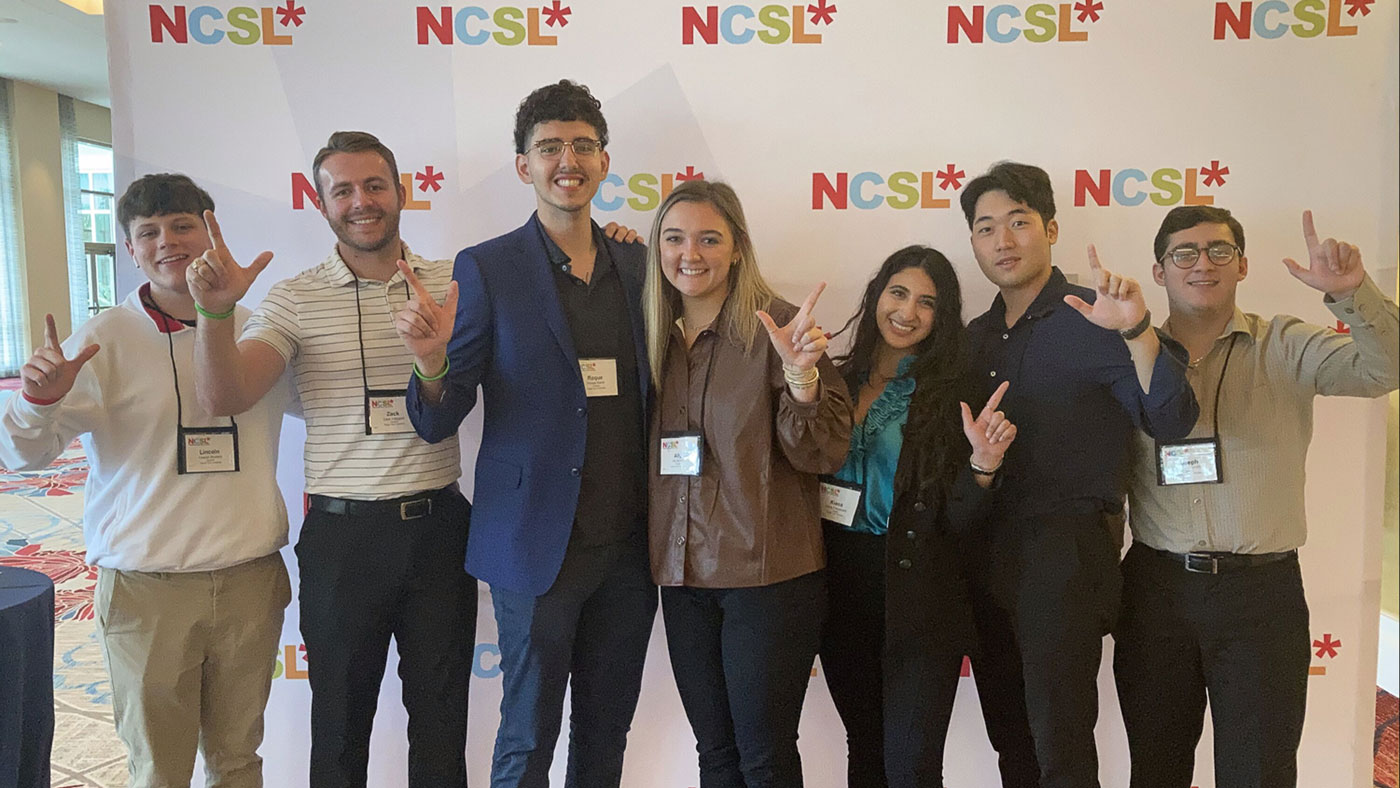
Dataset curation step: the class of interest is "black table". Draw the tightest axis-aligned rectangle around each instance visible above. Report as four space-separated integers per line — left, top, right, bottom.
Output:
0 566 54 788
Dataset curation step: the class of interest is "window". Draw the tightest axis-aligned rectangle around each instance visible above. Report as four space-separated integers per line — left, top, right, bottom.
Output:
0 79 25 377
77 141 116 315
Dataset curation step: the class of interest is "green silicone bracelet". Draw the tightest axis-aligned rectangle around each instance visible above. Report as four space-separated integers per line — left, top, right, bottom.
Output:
194 303 236 320
414 358 450 382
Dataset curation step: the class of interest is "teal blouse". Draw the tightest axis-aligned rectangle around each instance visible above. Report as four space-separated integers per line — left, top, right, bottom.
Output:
830 356 915 536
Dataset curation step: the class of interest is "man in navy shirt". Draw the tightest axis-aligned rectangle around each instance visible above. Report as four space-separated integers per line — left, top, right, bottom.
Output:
958 162 1198 788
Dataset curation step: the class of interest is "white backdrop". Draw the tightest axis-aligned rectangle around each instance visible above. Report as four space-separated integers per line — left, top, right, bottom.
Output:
105 2 1398 785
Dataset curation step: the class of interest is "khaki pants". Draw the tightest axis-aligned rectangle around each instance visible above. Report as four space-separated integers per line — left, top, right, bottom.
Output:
95 552 291 788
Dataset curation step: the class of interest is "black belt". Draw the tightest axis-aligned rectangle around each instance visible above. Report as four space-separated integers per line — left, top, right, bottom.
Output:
308 483 459 522
1142 544 1296 575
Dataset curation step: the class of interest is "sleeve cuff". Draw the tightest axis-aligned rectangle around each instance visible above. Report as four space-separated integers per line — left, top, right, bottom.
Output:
21 392 62 407
1325 274 1385 326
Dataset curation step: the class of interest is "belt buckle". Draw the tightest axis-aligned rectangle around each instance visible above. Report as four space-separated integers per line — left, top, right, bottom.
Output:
1184 552 1219 574
400 499 431 521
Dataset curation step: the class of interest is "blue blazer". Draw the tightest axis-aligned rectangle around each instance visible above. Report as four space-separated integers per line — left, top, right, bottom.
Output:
407 213 650 596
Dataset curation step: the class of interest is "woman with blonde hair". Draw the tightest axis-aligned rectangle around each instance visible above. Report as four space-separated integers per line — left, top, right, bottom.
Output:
644 179 853 787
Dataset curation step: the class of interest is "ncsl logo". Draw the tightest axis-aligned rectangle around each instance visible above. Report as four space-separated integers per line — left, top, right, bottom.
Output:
416 3 571 46
290 165 445 211
946 1 1102 44
148 2 305 45
594 167 705 212
812 165 966 210
1073 161 1229 208
1213 0 1372 40
682 1 836 45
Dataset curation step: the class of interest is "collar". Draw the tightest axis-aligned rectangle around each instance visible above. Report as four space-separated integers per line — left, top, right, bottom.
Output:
319 242 425 288
137 283 194 333
988 266 1069 326
532 213 615 280
1162 306 1253 346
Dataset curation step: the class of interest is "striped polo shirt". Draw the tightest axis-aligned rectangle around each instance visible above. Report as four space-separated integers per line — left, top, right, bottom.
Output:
242 244 461 500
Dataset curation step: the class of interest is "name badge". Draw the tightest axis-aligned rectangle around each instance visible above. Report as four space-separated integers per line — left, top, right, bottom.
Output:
178 425 239 474
1156 438 1223 486
819 477 863 527
579 358 619 398
659 431 703 476
366 389 414 435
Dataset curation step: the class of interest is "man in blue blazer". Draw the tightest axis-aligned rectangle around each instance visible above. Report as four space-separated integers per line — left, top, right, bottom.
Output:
400 81 656 788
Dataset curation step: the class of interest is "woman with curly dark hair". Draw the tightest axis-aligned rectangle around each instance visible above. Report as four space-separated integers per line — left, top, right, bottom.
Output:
819 245 1020 788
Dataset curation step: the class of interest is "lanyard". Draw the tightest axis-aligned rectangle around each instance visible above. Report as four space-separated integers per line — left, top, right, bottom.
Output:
1206 334 1239 440
142 293 236 434
348 266 411 395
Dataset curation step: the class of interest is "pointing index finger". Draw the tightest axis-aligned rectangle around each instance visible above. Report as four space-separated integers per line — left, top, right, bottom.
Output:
797 281 827 319
1301 210 1319 252
203 210 229 255
398 260 437 307
980 380 1010 419
44 314 60 351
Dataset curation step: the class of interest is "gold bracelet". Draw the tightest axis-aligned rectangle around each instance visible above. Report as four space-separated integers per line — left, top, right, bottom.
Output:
783 366 820 387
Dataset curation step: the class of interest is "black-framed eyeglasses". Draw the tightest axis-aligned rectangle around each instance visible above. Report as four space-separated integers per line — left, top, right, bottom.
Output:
1161 242 1240 269
528 138 603 159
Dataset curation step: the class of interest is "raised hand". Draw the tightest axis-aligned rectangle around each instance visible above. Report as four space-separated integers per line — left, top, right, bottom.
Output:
20 314 99 402
1063 245 1148 333
602 221 642 244
185 210 274 314
960 380 1016 470
757 281 829 372
1282 210 1365 299
393 260 458 376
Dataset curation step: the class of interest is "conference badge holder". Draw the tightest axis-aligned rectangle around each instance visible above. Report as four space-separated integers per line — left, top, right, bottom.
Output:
1156 437 1223 486
659 431 703 476
579 358 620 398
366 389 414 435
178 424 240 475
819 476 863 527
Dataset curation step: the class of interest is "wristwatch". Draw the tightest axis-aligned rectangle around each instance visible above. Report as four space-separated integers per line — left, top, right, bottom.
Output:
1119 310 1153 341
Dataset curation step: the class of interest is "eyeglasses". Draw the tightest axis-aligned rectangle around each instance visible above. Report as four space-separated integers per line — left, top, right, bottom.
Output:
528 138 603 159
1161 241 1241 269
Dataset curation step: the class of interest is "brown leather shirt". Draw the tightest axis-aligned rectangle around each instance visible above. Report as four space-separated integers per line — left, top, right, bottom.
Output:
649 299 854 588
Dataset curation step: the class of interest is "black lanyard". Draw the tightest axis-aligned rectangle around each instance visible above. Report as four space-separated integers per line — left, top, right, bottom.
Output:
348 267 411 395
1206 334 1239 440
141 293 236 434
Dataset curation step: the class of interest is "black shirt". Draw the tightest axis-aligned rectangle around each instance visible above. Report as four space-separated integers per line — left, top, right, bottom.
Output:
966 267 1198 523
539 223 648 547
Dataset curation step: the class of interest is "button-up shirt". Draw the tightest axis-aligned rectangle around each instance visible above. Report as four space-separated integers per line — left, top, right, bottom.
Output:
649 299 854 588
966 267 1199 523
538 224 648 547
1127 275 1399 554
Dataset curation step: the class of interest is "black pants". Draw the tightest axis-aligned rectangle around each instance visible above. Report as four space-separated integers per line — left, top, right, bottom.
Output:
295 489 476 788
1113 543 1310 788
488 533 657 788
819 526 970 788
662 570 827 788
969 513 1121 788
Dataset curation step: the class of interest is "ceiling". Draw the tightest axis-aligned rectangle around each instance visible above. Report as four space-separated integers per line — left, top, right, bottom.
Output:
0 0 108 107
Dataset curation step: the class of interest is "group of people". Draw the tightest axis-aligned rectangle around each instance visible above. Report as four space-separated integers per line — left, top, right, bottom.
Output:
1 78 1395 788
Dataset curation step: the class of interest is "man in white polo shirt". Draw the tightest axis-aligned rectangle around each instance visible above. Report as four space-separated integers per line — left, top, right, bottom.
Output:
0 173 292 788
185 132 474 788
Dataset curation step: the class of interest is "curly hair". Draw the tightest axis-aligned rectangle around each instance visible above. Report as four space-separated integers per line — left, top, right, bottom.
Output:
513 80 609 154
833 245 968 497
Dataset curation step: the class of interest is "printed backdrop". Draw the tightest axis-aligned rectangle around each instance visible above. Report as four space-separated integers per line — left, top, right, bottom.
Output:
104 2 1398 785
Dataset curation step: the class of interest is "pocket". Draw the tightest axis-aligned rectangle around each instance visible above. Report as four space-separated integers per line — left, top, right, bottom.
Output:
476 454 523 490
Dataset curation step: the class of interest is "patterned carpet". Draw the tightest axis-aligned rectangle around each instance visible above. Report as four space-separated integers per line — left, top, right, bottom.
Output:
0 391 1396 788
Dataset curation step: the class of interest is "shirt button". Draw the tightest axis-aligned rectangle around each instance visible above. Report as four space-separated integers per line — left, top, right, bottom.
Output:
570 467 580 477
1193 497 1201 504
897 559 912 570
679 495 686 504
1197 541 1207 547
905 530 916 541
1002 333 1009 340
990 371 998 378
913 501 927 512
676 536 686 546
576 407 585 417
1345 308 1354 314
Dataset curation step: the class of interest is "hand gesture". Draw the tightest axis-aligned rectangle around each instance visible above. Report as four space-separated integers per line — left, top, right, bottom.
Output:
1063 245 1148 333
960 380 1016 469
757 282 829 372
393 260 458 376
1282 210 1365 298
20 314 99 402
185 210 274 314
602 221 642 244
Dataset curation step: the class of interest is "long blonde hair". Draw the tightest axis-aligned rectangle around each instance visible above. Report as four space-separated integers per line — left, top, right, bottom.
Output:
643 180 778 388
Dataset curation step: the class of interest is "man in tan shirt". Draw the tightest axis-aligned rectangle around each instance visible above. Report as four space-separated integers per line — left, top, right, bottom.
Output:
1116 205 1399 788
